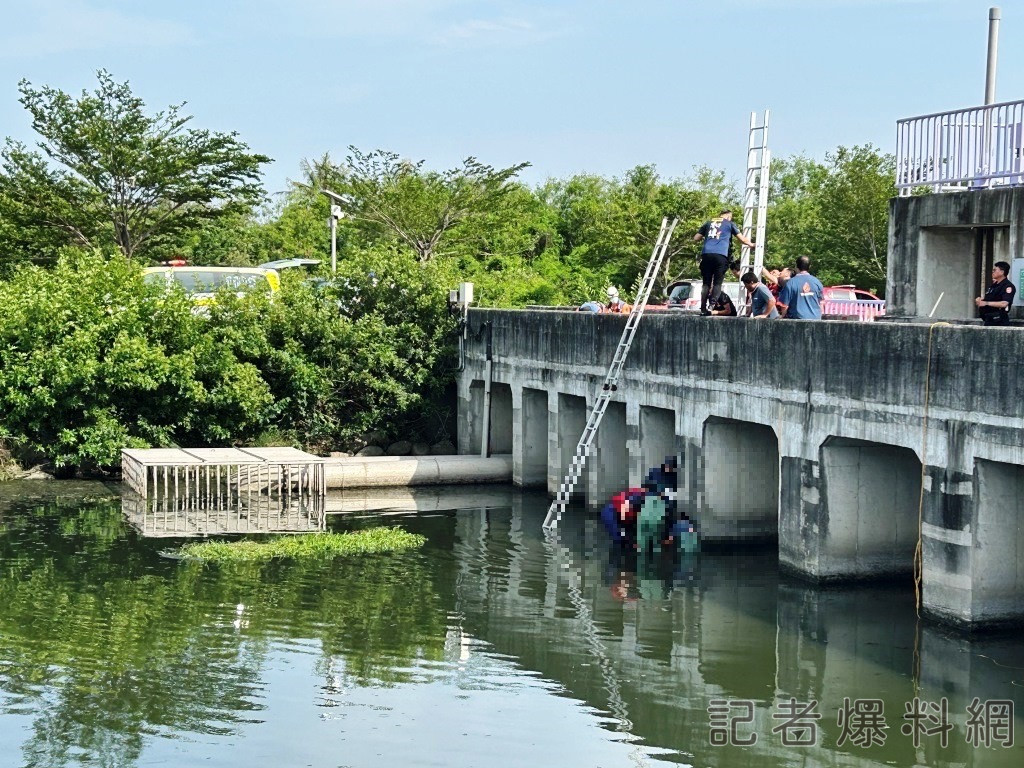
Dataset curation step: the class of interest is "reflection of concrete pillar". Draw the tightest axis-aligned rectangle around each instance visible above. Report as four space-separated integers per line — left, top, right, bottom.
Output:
591 401 627 505
697 553 779 700
775 581 917 712
517 387 549 488
699 418 779 540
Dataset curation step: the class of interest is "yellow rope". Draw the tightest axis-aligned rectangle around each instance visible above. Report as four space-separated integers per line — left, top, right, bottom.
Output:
914 321 949 615
912 321 950 691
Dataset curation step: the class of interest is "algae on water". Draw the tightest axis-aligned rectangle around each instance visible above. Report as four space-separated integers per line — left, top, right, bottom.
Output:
178 527 425 563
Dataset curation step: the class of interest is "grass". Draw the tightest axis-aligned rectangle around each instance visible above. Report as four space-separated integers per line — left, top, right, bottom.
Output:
177 527 426 563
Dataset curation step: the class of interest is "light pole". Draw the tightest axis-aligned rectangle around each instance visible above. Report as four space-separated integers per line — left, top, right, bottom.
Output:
319 189 351 274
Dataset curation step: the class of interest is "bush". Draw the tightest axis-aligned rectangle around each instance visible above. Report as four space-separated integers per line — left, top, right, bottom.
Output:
0 246 459 473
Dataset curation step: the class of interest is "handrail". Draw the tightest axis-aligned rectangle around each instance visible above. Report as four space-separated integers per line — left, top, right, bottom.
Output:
895 99 1024 196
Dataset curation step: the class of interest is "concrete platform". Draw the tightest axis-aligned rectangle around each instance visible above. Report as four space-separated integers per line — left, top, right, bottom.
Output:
323 454 513 489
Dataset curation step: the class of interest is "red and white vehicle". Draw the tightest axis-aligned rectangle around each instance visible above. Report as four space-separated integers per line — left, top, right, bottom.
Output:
822 285 886 321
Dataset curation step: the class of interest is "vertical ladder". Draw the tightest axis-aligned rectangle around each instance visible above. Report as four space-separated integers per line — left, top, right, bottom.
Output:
542 216 679 531
739 111 772 294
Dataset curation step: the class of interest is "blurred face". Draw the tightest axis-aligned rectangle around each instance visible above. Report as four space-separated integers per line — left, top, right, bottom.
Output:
780 268 792 281
993 266 1006 281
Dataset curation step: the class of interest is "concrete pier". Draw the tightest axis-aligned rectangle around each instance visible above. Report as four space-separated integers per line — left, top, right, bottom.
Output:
457 309 1024 628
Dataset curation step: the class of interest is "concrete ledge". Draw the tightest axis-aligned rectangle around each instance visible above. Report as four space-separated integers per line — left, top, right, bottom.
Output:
324 454 513 489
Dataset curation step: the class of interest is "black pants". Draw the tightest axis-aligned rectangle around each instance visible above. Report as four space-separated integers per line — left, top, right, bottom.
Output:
980 309 1009 326
699 253 729 313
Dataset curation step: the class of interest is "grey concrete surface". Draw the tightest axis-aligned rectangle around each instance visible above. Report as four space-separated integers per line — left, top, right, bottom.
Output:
458 308 1024 626
324 454 513 489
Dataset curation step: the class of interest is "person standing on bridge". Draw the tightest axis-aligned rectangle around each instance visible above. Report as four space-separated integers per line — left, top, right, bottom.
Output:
975 261 1016 326
693 210 756 316
777 256 824 319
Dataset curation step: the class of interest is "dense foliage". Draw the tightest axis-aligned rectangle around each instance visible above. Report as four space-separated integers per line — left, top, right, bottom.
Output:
0 72 898 472
0 248 458 472
0 71 269 266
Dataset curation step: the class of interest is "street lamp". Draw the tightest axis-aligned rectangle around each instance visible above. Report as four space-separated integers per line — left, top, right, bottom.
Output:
319 189 352 273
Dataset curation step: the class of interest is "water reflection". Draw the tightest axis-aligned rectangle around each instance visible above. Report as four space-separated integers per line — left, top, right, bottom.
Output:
121 489 326 537
0 483 1020 767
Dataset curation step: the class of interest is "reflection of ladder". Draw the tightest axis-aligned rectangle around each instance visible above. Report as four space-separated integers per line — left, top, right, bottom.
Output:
739 111 771 294
542 216 679 531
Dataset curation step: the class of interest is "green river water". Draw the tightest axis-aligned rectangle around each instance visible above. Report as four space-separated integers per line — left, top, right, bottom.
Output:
0 481 1020 767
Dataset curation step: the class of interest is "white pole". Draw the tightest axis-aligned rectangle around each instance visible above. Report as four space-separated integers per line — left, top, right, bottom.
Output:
330 214 337 274
985 7 1001 105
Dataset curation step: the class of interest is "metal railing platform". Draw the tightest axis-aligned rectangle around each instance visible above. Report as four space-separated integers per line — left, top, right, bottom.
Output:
121 447 326 521
896 99 1024 196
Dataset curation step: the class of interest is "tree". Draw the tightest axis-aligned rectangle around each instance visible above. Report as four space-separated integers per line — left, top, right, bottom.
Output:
339 147 530 262
0 70 271 262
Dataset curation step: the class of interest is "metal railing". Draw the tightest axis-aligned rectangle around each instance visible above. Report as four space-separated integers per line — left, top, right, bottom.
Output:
896 99 1024 196
822 299 886 322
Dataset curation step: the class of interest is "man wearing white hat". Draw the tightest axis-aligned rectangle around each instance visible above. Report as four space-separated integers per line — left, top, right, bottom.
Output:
603 286 632 314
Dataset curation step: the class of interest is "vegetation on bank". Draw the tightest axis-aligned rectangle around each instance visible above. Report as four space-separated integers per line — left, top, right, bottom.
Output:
0 72 897 475
177 528 426 562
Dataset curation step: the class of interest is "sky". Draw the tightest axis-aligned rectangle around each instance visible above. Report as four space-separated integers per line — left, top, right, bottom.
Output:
1 0 1022 198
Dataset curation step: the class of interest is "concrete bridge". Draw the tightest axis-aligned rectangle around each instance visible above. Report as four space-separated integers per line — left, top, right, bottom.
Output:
456 307 1024 629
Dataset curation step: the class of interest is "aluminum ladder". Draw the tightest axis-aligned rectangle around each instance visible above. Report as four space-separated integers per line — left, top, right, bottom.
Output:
542 216 679 531
738 110 772 308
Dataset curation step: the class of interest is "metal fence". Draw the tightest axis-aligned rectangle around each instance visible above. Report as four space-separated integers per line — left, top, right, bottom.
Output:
822 299 886 322
896 99 1024 196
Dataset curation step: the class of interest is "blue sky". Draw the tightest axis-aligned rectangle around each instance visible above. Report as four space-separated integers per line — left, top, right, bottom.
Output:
2 0 1021 197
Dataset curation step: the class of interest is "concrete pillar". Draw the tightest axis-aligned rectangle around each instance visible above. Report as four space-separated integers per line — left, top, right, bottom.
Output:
488 382 513 455
699 418 780 540
639 406 677 485
459 380 485 455
516 387 549 488
820 438 920 578
970 459 1024 623
551 393 587 499
920 465 974 625
591 401 627 505
783 438 920 581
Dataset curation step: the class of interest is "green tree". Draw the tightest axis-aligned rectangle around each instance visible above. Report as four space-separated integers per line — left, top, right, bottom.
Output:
339 147 531 262
0 70 270 263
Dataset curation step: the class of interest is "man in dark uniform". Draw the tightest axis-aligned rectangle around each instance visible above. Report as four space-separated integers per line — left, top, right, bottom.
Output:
693 210 756 316
975 261 1016 326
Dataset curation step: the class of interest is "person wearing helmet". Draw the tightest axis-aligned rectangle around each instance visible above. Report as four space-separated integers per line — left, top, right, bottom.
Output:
602 286 632 314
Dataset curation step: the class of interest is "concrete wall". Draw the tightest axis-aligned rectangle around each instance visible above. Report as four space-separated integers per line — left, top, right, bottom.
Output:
458 308 1024 626
888 187 1024 319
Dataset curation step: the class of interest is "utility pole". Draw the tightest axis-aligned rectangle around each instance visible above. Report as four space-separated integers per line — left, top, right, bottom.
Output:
985 7 1001 105
319 189 350 273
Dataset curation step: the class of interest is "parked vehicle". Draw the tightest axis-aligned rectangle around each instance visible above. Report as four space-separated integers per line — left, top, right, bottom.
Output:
258 258 321 272
822 284 886 321
663 279 744 313
142 266 280 309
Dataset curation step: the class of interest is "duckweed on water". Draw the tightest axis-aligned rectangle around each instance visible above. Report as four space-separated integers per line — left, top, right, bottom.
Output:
177 528 425 562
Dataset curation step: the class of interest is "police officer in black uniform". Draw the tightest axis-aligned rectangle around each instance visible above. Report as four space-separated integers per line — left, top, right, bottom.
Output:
975 260 1016 326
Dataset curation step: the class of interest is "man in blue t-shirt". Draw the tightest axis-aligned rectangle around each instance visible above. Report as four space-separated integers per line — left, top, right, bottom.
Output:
693 209 756 315
741 272 779 318
777 255 824 319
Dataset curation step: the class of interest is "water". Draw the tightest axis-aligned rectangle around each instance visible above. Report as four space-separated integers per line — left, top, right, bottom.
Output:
0 481 1021 767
